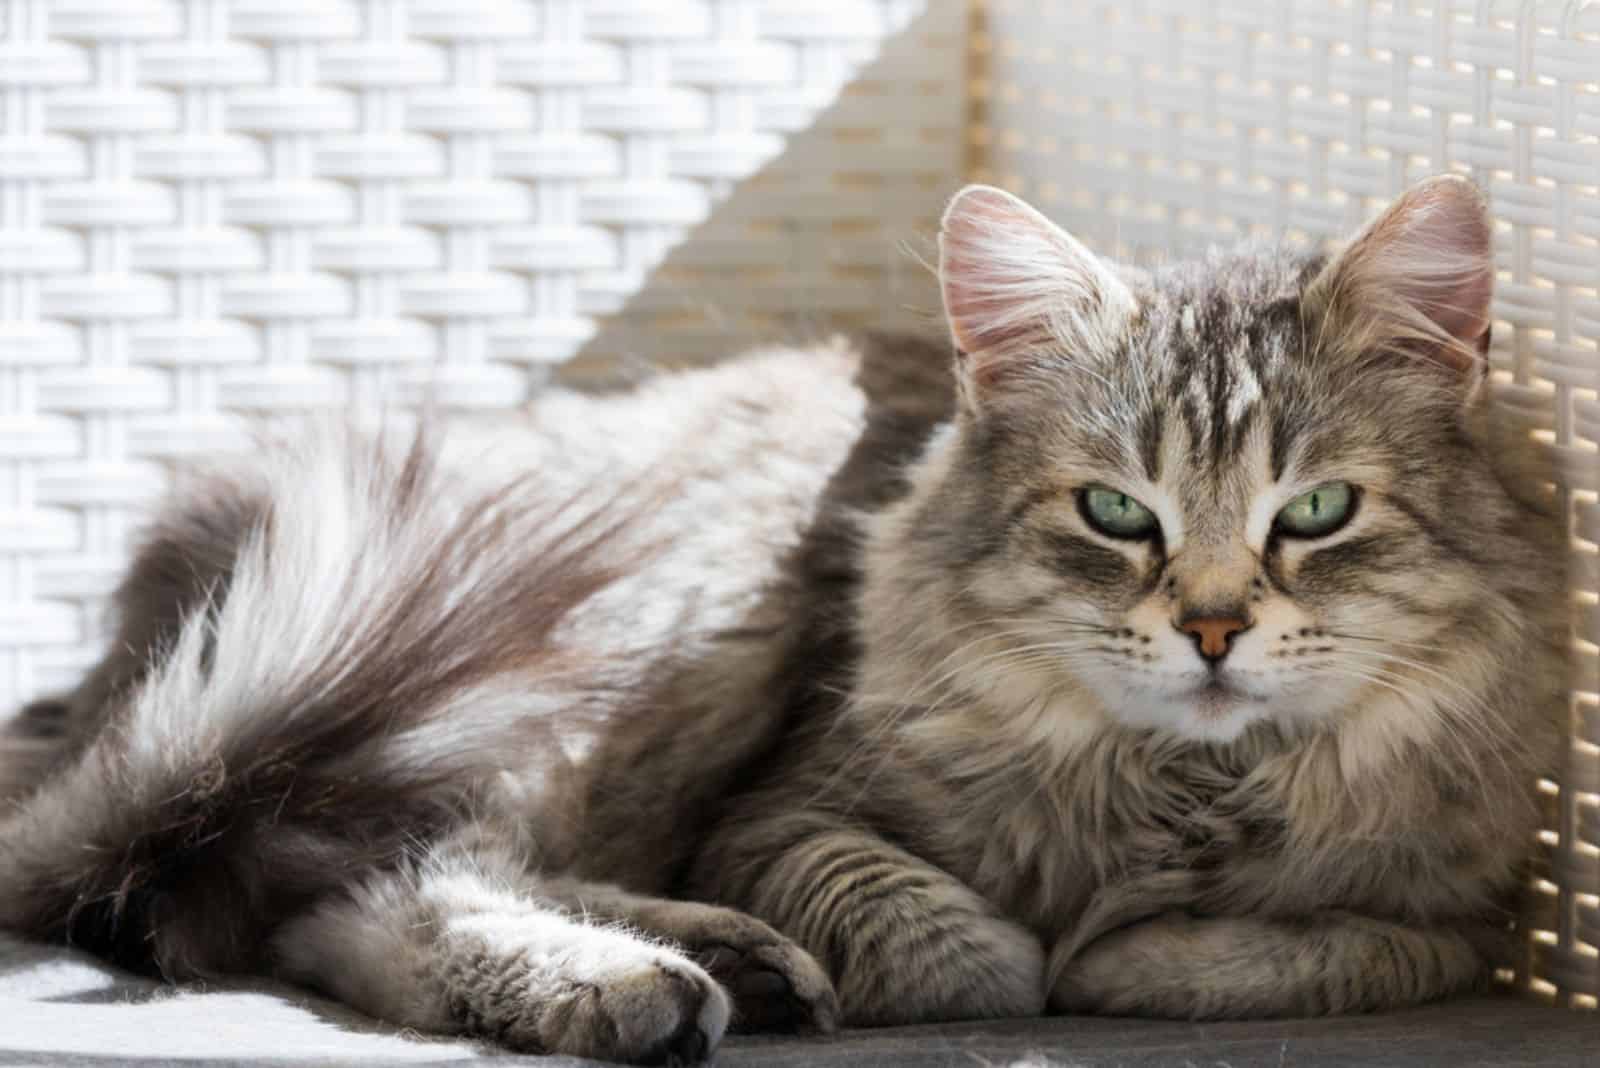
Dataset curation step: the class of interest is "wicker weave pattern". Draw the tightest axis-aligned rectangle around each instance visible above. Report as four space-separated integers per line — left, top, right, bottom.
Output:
973 0 1600 1005
0 0 962 705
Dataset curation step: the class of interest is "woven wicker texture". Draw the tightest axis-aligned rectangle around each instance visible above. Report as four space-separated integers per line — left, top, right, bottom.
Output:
0 0 962 706
972 0 1600 1006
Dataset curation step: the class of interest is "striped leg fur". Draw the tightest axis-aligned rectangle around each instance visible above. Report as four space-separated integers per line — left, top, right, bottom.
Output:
1050 910 1489 1019
693 821 1045 1026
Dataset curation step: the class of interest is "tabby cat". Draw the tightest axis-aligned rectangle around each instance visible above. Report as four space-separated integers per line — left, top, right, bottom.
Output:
0 175 1568 1064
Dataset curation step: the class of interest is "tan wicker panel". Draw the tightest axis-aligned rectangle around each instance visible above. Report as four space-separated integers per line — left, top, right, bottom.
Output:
973 0 1600 1005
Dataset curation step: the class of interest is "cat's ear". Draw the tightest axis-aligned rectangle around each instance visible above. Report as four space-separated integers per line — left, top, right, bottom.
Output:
1304 175 1494 382
938 185 1133 402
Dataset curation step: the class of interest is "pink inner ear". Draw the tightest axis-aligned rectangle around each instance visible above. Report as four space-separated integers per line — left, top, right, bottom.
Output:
938 184 1137 380
1413 264 1493 373
940 264 1014 358
1393 190 1493 341
1324 176 1497 377
937 185 1135 402
939 187 1065 358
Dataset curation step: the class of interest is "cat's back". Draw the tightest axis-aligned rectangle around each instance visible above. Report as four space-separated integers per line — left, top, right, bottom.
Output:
427 339 867 661
444 338 868 524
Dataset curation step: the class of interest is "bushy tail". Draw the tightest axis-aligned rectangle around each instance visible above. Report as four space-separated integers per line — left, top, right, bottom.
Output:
0 698 73 805
0 424 638 978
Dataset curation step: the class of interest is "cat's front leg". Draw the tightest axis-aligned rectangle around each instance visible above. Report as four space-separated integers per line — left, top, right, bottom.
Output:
1050 910 1489 1018
273 857 728 1063
692 818 1045 1025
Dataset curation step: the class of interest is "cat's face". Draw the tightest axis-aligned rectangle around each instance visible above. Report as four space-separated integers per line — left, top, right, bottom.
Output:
915 178 1513 743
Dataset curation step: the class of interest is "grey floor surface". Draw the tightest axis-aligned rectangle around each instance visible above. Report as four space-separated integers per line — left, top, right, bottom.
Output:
713 995 1599 1067
5 996 1595 1067
3 934 1593 1067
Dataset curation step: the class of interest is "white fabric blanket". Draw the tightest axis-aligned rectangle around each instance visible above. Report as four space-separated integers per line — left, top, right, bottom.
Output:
0 933 483 1064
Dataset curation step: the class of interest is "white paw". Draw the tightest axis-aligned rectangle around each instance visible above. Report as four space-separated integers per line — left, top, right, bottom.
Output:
455 927 731 1064
528 951 729 1064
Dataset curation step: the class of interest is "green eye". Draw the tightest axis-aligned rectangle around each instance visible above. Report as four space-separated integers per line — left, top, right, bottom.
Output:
1081 486 1160 539
1275 482 1356 538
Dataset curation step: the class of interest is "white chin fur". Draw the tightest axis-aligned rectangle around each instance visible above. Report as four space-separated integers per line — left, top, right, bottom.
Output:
1107 700 1265 745
1087 674 1279 744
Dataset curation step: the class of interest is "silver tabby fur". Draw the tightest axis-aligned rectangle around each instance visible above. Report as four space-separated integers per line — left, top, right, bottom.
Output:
0 177 1569 1063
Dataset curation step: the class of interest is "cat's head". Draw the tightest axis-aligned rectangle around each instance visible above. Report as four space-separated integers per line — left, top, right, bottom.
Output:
864 176 1552 747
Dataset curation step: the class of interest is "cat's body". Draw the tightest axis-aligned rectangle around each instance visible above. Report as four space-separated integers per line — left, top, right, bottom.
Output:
0 177 1570 1063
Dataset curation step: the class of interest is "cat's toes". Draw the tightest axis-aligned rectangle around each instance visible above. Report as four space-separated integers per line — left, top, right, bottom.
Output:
512 950 730 1064
695 935 838 1034
625 900 838 1035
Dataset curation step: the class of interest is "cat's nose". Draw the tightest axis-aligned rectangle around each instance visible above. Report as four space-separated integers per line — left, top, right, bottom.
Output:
1176 614 1251 663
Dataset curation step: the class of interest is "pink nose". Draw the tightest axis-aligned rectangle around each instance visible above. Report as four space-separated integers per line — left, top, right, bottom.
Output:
1178 615 1250 661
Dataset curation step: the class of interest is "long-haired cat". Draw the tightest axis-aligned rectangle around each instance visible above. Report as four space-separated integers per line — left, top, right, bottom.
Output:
0 176 1568 1063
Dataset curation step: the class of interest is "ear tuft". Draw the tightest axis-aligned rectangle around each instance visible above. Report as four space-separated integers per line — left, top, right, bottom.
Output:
938 184 1133 399
1305 175 1495 380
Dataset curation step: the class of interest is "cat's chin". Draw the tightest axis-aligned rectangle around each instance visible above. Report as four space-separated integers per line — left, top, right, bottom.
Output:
1094 676 1275 745
1175 681 1272 743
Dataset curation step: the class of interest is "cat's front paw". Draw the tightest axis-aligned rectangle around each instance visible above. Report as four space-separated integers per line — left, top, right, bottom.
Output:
481 933 730 1064
625 899 839 1034
1050 910 1201 1017
694 934 836 1034
838 910 1046 1026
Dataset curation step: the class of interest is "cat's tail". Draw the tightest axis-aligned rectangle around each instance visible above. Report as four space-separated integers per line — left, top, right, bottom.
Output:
0 423 639 979
0 697 74 805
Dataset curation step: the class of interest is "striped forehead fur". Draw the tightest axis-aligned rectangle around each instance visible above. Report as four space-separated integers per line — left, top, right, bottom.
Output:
1125 247 1309 475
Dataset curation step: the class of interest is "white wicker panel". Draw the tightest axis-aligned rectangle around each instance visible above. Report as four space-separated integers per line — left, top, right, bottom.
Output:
976 0 1600 1006
572 0 962 374
0 0 963 707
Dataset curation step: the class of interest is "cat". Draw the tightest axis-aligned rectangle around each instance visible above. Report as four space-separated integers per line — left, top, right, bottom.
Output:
0 175 1568 1064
